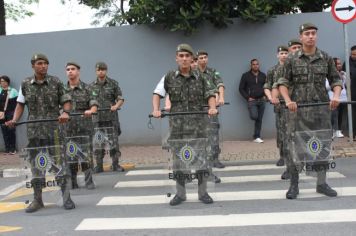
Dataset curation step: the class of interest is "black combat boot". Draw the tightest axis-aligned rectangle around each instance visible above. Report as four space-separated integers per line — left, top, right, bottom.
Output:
281 170 290 180
170 175 186 206
94 163 104 173
286 171 299 199
26 180 44 213
316 183 337 197
60 177 75 210
276 158 285 166
198 170 213 204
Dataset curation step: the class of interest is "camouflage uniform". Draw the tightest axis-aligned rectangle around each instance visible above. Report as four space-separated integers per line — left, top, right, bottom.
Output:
64 80 98 188
264 64 288 158
200 67 224 164
163 69 216 201
278 47 342 195
89 76 123 170
20 73 74 211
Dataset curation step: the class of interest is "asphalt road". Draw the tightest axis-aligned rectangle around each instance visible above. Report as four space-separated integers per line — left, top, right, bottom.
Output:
1 158 356 235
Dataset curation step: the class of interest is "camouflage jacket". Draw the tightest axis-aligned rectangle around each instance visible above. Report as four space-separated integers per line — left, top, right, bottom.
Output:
63 80 98 112
277 48 342 103
89 76 123 122
20 74 71 139
200 67 224 89
164 69 216 113
264 63 283 90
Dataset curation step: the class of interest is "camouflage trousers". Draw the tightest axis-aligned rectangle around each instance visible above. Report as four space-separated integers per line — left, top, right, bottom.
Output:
275 106 289 160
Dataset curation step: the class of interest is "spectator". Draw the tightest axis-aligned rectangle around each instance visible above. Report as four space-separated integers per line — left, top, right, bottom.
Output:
0 76 18 154
239 59 267 143
343 45 356 139
326 58 347 138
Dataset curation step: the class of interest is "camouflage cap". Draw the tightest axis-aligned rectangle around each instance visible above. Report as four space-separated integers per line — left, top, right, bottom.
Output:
176 43 194 55
299 22 318 34
31 53 49 64
196 50 208 56
66 62 80 69
288 39 302 47
95 62 108 70
277 45 289 53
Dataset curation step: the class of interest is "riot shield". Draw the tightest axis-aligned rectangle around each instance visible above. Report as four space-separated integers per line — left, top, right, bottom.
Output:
65 135 93 188
22 144 64 207
286 105 343 199
162 112 215 206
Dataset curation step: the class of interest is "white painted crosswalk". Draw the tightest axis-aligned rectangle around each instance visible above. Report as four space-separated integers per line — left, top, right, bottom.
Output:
115 172 345 188
76 163 354 232
76 209 356 230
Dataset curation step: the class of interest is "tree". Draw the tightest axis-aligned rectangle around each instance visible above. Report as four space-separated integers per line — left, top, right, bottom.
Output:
81 0 332 35
0 0 40 35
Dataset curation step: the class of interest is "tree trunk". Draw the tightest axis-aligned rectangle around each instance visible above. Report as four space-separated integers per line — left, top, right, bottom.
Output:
0 0 5 35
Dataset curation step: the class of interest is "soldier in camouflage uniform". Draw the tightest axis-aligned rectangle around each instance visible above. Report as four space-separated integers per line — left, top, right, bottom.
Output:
288 39 302 53
197 50 225 171
89 62 124 173
64 62 98 189
278 23 342 199
7 53 75 213
152 44 218 206
264 46 290 180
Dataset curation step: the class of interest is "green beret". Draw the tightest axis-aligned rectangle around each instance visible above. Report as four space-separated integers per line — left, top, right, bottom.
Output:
299 23 318 34
31 53 49 64
66 62 80 69
197 50 208 56
176 44 194 55
288 39 302 47
95 62 108 70
277 45 289 53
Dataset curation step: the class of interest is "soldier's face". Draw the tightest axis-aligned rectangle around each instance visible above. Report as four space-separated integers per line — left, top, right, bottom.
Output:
277 51 288 63
300 29 317 47
198 55 208 67
66 66 80 80
289 44 301 53
32 60 48 76
96 69 107 79
351 50 356 60
191 59 198 70
176 52 192 70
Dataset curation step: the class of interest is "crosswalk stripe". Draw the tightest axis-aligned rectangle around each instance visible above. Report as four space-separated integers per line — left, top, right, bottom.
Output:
125 164 283 176
115 172 345 188
75 209 356 230
97 187 356 205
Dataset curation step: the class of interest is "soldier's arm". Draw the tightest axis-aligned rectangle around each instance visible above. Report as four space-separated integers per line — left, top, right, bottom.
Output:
327 56 342 110
277 59 296 112
152 94 162 118
58 81 71 123
112 82 124 111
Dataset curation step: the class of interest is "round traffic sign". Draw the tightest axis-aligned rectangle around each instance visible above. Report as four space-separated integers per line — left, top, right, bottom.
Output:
332 0 356 23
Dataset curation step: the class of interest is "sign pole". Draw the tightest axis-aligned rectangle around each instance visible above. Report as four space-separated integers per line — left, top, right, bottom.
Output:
344 23 353 143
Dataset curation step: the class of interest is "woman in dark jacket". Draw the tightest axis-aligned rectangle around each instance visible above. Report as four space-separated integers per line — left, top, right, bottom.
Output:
0 76 18 154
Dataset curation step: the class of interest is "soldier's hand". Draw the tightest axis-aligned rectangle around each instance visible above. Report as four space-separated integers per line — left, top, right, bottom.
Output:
111 104 119 112
164 106 171 112
152 110 161 118
208 108 218 117
58 112 70 123
84 110 93 117
286 101 297 112
330 99 340 110
270 97 280 105
218 97 225 106
5 120 16 128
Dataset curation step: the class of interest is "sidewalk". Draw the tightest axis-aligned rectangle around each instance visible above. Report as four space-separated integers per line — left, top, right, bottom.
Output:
1 138 355 176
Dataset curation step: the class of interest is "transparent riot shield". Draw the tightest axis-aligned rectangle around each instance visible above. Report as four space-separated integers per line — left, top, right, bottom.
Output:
93 125 115 170
65 135 93 188
163 113 215 206
22 144 64 207
287 105 343 199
